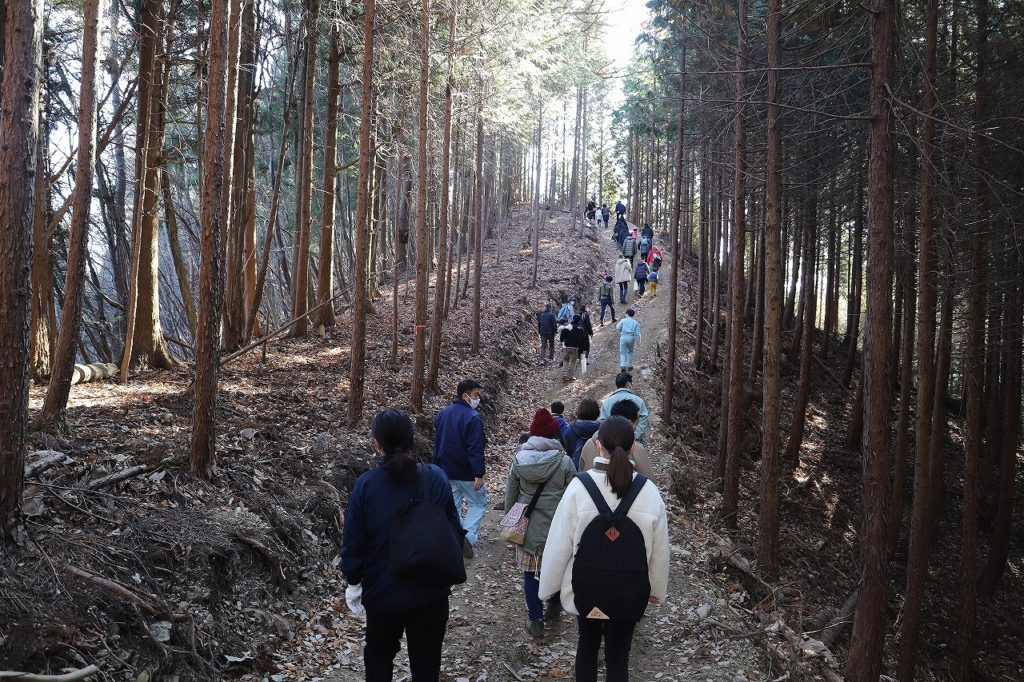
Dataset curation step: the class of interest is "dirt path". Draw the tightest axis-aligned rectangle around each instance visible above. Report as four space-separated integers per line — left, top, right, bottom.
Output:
325 223 765 681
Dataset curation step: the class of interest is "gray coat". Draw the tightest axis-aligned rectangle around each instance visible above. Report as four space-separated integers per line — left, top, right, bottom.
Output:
503 437 576 557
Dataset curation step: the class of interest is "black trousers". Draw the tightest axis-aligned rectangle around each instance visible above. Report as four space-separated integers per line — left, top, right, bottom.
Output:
575 617 638 682
364 597 450 682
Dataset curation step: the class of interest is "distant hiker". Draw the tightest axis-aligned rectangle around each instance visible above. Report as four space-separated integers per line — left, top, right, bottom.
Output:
342 409 465 681
594 205 603 226
579 399 655 480
550 401 571 443
615 199 626 219
598 276 617 326
615 310 642 374
504 408 576 639
621 234 637 265
556 296 576 325
581 305 598 372
647 268 659 297
537 304 557 364
433 379 487 558
564 398 601 469
559 314 588 381
645 245 662 267
640 223 654 241
601 204 611 229
600 370 650 442
586 198 596 222
638 234 652 261
538 416 669 682
613 219 628 248
614 257 632 304
634 260 649 298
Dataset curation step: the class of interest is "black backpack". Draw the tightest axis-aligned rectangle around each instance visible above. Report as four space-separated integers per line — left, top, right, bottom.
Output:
572 473 651 622
390 465 467 586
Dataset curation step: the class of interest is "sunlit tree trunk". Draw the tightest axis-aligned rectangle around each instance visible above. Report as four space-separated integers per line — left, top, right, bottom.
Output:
315 23 341 329
36 0 107 432
410 0 431 409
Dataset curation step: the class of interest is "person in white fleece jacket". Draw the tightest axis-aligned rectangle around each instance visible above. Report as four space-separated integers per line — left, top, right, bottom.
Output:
538 416 669 682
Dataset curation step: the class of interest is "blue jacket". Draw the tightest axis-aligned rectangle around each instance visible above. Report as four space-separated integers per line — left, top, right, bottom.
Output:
538 310 557 335
635 261 649 279
341 463 459 611
565 419 601 468
554 414 571 442
432 399 486 481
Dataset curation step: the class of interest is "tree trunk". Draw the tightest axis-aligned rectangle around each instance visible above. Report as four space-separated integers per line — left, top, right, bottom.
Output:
121 0 177 377
410 0 431 410
843 177 865 387
315 24 341 329
426 0 457 393
662 30 686 420
784 201 815 469
290 0 319 337
956 1 988 676
190 0 231 477
470 96 484 354
845 0 895 678
0 0 44 537
530 105 542 288
757 0 783 580
35 0 107 433
346 0 374 428
722 0 747 531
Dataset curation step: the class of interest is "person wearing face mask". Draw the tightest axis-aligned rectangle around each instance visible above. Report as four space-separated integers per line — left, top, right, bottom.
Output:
341 409 462 681
432 379 487 559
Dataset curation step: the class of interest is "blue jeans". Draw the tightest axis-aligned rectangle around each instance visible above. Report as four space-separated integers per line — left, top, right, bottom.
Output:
524 572 559 621
600 300 616 323
620 336 636 369
450 480 487 546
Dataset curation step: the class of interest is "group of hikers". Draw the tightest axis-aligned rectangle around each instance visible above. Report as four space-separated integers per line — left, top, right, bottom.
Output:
538 200 663 378
341 373 669 682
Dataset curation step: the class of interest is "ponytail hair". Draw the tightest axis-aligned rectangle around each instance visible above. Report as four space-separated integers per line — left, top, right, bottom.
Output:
371 409 417 481
597 416 636 498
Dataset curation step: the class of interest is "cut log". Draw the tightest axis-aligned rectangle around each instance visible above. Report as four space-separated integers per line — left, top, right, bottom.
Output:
69 363 118 386
85 464 154 490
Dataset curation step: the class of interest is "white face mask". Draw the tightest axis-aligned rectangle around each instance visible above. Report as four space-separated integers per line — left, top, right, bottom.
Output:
469 397 481 410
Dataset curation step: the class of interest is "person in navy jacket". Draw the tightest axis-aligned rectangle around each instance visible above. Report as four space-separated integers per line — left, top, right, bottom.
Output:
341 409 460 681
432 379 487 557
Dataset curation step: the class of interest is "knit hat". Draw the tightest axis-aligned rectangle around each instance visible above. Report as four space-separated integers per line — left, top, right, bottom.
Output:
529 408 561 438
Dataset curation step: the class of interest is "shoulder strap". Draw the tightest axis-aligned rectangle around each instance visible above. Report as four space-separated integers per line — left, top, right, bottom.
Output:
612 475 648 517
523 475 550 518
576 472 613 515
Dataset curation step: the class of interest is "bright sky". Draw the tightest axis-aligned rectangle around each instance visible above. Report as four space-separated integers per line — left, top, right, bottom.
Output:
602 0 650 105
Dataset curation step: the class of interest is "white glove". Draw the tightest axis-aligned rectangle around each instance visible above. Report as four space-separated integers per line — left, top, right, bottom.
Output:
345 584 366 618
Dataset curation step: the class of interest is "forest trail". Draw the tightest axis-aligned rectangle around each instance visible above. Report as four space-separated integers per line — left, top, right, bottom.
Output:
324 224 765 681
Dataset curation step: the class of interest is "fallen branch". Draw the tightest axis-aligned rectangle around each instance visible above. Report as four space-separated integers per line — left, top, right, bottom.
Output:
220 293 350 368
500 661 527 682
812 354 848 390
65 566 160 616
0 665 101 681
25 451 68 478
85 464 155 491
233 533 289 588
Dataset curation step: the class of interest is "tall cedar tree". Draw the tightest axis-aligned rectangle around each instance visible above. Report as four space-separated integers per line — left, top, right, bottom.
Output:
190 0 231 476
410 0 430 409
845 0 895 678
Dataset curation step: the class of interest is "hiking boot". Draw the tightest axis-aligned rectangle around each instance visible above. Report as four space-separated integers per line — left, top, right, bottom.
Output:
462 538 474 560
544 600 562 622
526 619 544 639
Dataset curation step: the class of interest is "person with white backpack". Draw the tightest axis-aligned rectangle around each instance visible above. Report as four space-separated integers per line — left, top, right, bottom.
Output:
538 417 669 682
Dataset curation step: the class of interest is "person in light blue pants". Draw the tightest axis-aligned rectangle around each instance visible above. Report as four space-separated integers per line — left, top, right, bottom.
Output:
616 309 641 371
432 379 488 558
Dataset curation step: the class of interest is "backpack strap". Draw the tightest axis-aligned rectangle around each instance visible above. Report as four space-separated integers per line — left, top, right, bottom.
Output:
576 472 613 516
612 475 648 518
